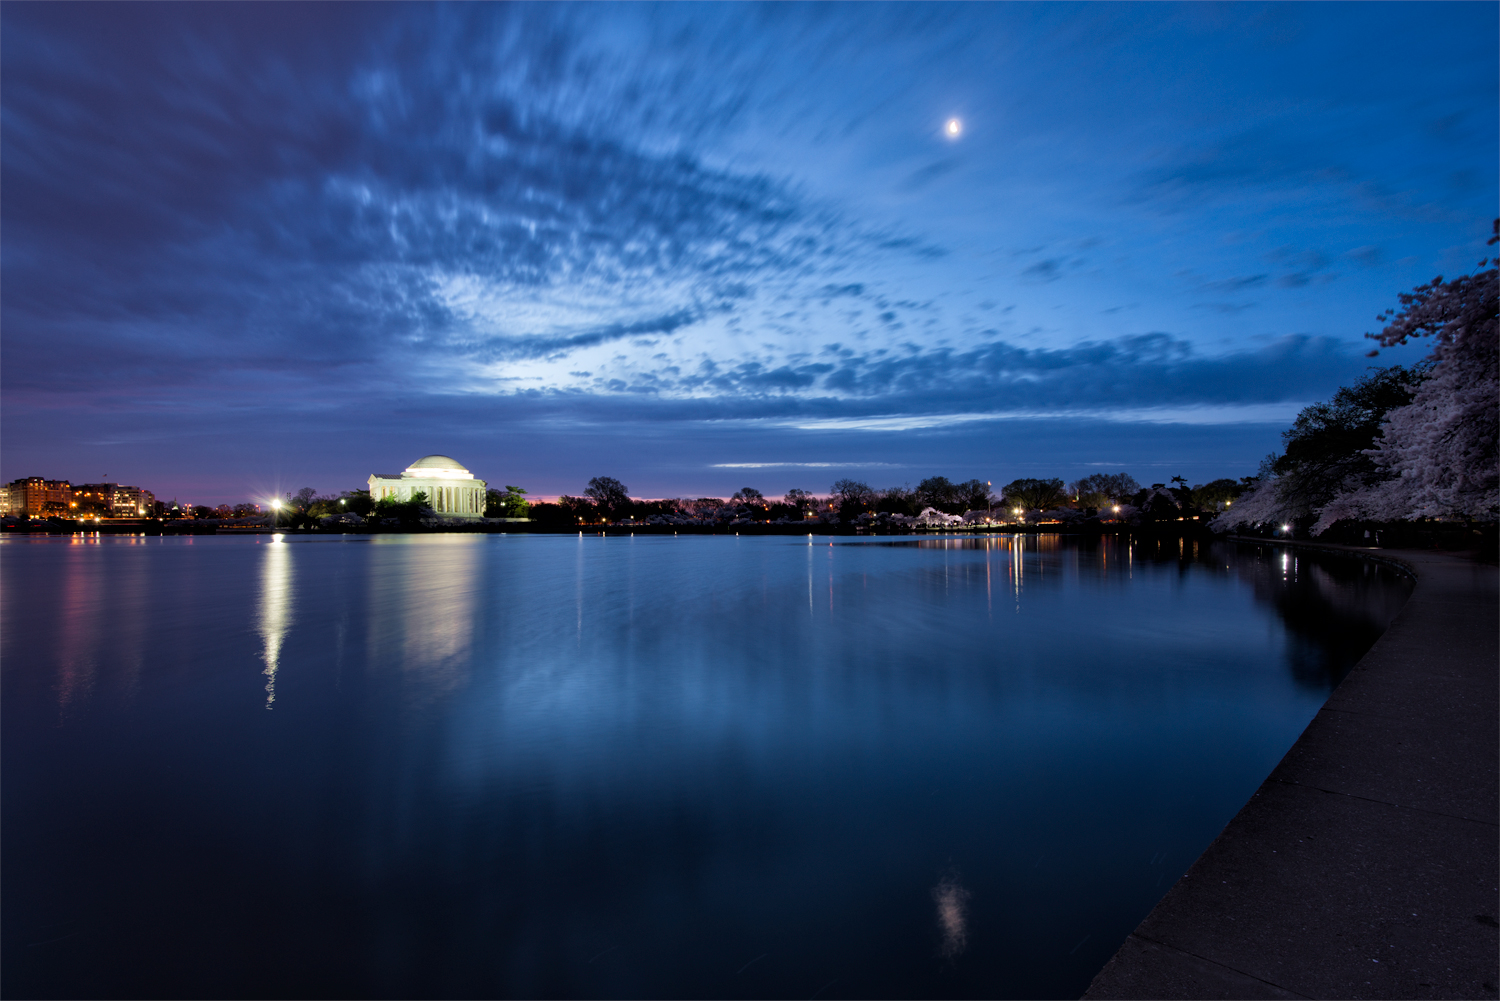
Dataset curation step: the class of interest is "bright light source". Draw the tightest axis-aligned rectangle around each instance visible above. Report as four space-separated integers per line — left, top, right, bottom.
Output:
1282 524 1291 532
1112 505 1120 513
271 498 282 510
945 118 962 138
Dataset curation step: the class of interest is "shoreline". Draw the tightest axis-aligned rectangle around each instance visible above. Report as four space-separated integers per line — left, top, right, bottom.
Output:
1084 541 1498 1000
0 519 1209 539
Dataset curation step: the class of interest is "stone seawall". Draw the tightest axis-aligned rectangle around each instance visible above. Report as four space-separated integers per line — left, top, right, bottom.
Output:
1084 545 1498 1000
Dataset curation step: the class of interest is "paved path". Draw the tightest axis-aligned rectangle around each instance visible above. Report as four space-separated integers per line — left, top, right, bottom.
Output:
1084 546 1498 1000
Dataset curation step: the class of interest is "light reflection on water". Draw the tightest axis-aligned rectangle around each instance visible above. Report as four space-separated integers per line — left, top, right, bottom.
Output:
1 533 1409 999
368 535 481 711
258 536 293 709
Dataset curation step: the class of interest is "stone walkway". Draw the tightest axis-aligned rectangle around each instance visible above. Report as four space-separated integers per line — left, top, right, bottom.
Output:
1084 546 1498 1000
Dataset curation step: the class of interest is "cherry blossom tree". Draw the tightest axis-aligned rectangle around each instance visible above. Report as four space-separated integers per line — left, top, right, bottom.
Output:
1314 224 1498 532
1210 473 1284 533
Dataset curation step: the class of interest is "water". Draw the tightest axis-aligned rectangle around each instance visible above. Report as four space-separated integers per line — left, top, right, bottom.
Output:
1 533 1410 999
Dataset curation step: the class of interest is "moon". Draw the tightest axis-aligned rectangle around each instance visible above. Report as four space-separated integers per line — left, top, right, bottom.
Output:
945 117 962 138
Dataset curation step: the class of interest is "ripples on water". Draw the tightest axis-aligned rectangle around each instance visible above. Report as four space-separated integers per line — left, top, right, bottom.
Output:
1 533 1409 999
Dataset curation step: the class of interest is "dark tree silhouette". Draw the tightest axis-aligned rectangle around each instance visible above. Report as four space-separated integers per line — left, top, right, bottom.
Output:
584 477 631 518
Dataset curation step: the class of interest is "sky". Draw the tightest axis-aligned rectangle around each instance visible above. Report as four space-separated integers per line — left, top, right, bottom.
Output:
3 2 1495 504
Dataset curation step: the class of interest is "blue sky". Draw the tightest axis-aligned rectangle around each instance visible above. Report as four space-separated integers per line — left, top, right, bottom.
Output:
3 2 1494 502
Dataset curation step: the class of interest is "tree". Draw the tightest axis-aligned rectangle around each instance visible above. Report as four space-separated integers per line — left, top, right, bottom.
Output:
584 476 631 519
524 501 573 528
1316 224 1498 530
1211 367 1426 535
683 497 726 520
293 486 318 511
1191 478 1242 512
1134 484 1184 522
915 476 958 511
831 479 875 520
487 485 529 518
875 485 919 516
558 495 600 524
784 488 814 511
374 490 431 526
341 489 375 516
730 486 764 504
954 479 994 512
1069 472 1140 510
1070 473 1139 510
1001 478 1065 511
1273 366 1422 520
305 492 349 518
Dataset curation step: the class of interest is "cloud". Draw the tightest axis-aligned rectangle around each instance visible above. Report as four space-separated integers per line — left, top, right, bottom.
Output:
774 403 1304 430
711 461 906 468
1191 302 1257 315
900 158 960 192
1020 259 1063 283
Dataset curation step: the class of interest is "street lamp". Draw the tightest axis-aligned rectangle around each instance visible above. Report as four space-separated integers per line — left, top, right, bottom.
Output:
270 497 282 525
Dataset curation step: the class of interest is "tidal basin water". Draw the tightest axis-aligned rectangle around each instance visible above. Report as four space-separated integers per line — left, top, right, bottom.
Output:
2 533 1410 999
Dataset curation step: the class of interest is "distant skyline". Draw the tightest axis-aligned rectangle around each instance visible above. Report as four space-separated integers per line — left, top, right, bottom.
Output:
3 2 1495 503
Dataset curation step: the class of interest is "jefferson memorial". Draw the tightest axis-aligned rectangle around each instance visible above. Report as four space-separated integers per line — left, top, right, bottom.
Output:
369 455 487 519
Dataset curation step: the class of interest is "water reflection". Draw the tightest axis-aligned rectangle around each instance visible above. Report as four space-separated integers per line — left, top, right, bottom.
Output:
933 873 971 959
367 536 481 709
898 534 1413 691
257 536 293 709
56 543 105 712
2 533 1414 1001
1226 541 1412 688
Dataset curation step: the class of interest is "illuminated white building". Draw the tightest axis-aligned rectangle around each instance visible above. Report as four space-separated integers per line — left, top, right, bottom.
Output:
368 455 487 519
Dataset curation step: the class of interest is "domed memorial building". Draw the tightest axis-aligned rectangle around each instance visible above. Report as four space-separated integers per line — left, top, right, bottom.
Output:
368 455 488 519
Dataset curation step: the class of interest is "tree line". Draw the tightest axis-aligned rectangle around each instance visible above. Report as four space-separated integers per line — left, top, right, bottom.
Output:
520 471 1249 529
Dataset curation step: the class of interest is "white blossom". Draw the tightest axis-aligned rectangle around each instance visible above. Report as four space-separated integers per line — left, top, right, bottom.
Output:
1210 479 1287 533
1315 233 1498 532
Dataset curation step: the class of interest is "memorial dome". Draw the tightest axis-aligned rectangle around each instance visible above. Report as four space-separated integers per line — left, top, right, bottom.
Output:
403 455 474 479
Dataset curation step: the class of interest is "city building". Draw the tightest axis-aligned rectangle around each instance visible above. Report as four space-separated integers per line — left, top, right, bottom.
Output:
368 455 488 519
1 479 155 520
73 483 117 518
113 486 156 518
1 477 73 518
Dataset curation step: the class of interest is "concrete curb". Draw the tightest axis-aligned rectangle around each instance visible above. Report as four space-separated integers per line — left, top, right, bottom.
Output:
1084 544 1498 1000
